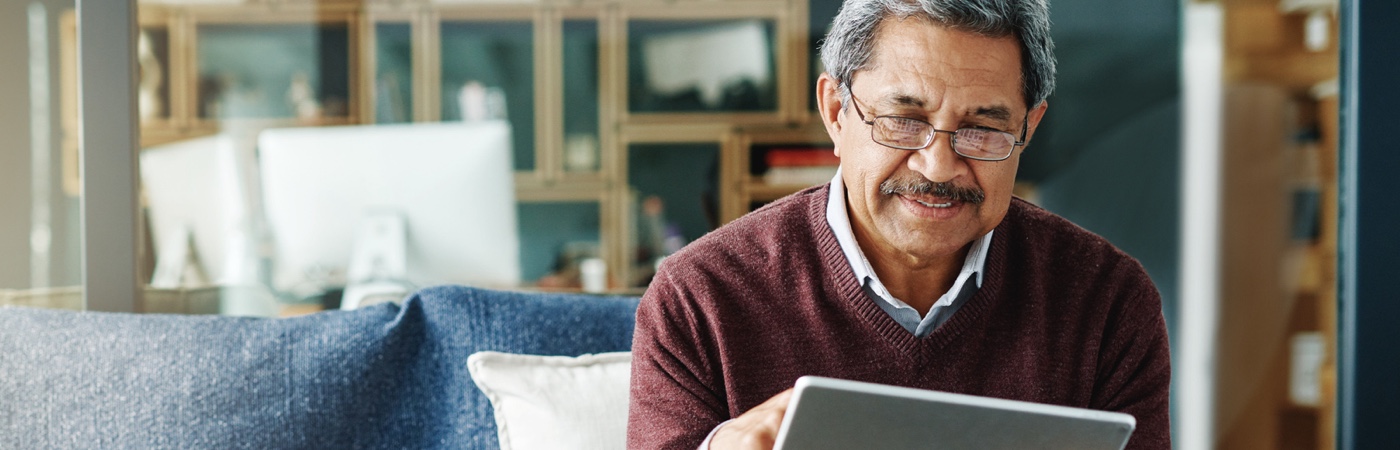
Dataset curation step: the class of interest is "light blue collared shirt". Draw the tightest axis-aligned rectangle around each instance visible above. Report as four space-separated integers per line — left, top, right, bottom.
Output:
825 168 993 337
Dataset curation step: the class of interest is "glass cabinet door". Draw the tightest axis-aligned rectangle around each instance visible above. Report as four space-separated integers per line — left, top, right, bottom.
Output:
625 142 720 287
138 25 172 125
562 19 601 175
518 201 603 289
627 19 777 114
196 22 352 122
439 20 535 172
374 22 413 124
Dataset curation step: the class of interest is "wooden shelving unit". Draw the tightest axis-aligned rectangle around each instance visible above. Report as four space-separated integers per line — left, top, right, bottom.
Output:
722 121 832 222
1215 1 1339 449
69 0 838 289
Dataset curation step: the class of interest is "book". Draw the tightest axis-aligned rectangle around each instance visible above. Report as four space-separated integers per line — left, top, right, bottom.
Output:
763 148 838 186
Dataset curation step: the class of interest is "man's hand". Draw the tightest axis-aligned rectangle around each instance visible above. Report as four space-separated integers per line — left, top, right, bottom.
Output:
709 388 795 450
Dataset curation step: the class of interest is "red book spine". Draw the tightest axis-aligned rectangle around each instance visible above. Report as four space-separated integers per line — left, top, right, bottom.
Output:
765 148 839 167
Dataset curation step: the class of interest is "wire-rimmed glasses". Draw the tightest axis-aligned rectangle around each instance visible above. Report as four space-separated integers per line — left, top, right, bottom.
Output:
847 91 1028 161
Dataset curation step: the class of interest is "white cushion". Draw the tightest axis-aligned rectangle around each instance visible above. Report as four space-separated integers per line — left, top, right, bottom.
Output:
467 351 633 450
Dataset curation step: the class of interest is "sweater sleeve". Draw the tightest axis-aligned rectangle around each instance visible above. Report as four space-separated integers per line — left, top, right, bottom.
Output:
1093 279 1173 450
628 269 728 450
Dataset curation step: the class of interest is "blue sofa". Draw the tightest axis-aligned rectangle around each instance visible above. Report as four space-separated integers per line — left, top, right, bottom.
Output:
0 285 641 449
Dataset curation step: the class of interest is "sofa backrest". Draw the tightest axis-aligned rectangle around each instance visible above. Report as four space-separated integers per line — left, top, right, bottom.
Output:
0 285 640 449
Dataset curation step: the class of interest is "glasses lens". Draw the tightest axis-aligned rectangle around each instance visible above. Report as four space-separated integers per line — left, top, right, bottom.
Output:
953 128 1016 159
873 117 931 149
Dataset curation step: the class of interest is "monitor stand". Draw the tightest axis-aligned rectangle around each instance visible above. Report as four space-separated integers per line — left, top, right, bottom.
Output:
150 224 211 288
341 211 414 310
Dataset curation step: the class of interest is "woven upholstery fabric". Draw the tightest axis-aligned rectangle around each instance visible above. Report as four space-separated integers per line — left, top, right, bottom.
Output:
0 285 640 449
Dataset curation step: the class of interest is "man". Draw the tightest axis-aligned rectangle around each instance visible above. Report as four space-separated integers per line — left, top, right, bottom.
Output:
627 0 1172 449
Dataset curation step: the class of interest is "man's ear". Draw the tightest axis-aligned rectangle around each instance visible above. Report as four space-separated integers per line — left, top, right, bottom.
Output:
816 73 846 156
1020 100 1049 148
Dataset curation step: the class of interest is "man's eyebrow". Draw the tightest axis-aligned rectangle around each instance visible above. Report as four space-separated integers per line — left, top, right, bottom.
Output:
879 95 1015 124
972 106 1013 123
877 94 923 109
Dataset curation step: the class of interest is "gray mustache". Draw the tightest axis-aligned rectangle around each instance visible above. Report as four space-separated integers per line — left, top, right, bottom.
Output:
878 178 985 205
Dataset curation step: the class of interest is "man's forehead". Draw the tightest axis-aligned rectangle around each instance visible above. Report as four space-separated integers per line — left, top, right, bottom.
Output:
851 24 1030 119
862 18 1027 112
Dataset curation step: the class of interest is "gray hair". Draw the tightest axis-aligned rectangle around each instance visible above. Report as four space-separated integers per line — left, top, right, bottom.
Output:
819 0 1056 109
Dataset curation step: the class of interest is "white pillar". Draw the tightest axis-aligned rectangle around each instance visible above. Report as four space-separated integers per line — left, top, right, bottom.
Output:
1178 2 1224 449
78 0 140 312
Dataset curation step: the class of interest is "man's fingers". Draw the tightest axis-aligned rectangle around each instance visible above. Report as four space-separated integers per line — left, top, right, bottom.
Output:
760 388 793 421
711 388 796 450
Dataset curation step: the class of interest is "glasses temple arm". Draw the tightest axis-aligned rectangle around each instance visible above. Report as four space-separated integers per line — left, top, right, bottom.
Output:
1015 114 1031 145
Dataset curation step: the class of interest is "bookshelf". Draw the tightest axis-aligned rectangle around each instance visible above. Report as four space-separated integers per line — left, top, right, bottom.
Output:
722 122 833 222
1215 1 1339 449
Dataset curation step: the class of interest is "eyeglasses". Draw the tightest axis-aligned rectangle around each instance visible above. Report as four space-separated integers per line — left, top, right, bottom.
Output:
847 90 1028 162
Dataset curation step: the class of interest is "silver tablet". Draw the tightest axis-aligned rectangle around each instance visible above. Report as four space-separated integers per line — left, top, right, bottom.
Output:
773 376 1136 450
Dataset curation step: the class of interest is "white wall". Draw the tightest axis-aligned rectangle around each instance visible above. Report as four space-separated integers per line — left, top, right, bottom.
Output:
1 1 36 289
0 0 80 291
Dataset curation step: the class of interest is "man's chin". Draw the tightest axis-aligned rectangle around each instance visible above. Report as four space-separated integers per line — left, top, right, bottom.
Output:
885 233 978 264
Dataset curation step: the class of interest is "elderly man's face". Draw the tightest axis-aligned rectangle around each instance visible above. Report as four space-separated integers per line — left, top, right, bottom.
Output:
819 18 1047 268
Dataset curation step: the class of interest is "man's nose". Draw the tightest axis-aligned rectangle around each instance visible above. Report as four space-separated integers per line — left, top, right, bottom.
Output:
907 131 969 184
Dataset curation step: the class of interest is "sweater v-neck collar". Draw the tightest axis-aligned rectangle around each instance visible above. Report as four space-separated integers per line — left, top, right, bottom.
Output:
824 170 994 336
807 183 1012 365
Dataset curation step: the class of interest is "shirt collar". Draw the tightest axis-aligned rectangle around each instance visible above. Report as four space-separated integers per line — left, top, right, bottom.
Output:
825 168 993 306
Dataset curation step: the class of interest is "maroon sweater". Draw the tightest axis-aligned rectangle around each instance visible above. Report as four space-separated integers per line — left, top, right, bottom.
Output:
627 185 1171 449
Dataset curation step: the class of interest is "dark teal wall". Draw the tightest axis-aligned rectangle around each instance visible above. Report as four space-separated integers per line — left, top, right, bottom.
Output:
1338 0 1400 447
1025 0 1181 346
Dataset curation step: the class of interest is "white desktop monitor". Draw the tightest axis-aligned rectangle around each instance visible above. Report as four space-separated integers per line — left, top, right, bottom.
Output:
140 134 258 288
257 121 520 298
